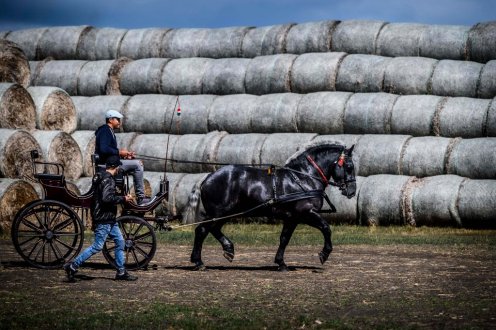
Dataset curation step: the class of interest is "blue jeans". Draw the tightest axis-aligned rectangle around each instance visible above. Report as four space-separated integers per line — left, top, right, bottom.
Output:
72 223 125 273
120 159 145 199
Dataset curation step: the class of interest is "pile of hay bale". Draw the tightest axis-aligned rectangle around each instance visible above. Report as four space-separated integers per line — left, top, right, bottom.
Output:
0 19 495 231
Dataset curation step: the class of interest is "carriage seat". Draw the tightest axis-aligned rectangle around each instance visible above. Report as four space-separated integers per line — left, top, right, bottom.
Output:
92 154 106 174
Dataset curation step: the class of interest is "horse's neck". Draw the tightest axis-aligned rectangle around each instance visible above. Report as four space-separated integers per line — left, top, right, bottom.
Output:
288 149 338 177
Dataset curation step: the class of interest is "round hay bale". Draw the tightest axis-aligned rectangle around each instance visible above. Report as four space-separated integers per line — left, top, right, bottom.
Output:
75 176 93 196
286 20 338 54
0 129 42 178
487 98 496 136
142 171 176 215
400 136 452 177
376 23 428 57
77 58 131 96
354 134 411 176
250 93 302 133
438 97 491 138
208 94 259 133
241 23 294 58
198 26 252 58
431 60 484 97
161 58 213 95
383 57 438 95
335 54 390 93
344 92 399 134
478 60 496 99
93 28 128 60
323 176 365 225
214 133 268 165
0 39 30 87
202 58 250 95
245 54 297 95
0 178 39 234
176 95 217 134
72 95 130 130
171 131 228 173
290 52 346 93
0 83 36 130
358 174 413 226
331 20 386 54
122 94 177 133
457 179 496 229
161 28 210 58
130 134 179 172
0 31 10 38
260 133 317 166
312 134 363 148
408 175 464 227
6 27 48 60
27 86 77 133
33 60 88 96
391 95 443 136
36 26 92 60
71 130 95 177
119 58 170 95
418 25 470 60
467 21 496 63
174 173 210 218
296 91 352 134
28 58 52 86
119 28 171 59
75 26 97 60
447 138 496 179
115 132 139 151
31 130 83 180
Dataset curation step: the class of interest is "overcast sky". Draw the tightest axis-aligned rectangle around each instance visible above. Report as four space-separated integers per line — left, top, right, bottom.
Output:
0 0 494 31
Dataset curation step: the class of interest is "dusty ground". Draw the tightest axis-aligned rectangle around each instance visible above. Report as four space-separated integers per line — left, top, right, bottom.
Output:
0 238 495 329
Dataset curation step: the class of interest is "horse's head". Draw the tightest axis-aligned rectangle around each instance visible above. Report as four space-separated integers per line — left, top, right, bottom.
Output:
330 145 356 199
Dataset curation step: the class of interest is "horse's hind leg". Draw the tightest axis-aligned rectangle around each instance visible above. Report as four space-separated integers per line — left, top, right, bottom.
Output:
304 210 333 264
190 223 210 270
274 221 297 272
210 222 235 262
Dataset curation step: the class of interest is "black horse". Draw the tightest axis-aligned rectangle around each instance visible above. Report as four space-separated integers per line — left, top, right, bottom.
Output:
183 143 356 271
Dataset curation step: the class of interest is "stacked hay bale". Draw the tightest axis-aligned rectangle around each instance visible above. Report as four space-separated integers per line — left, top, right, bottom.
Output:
2 19 495 228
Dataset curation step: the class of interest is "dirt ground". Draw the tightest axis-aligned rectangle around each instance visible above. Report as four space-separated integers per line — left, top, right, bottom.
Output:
0 238 495 329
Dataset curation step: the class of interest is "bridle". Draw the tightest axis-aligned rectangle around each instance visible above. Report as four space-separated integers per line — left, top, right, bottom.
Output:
306 152 355 190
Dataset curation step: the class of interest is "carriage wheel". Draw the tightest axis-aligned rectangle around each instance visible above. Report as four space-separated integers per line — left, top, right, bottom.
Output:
102 216 156 271
11 200 84 269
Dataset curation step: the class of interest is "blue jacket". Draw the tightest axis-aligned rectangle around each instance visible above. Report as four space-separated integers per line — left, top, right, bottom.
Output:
95 124 118 164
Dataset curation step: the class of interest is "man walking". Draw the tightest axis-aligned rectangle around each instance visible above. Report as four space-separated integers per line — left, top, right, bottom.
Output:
64 155 137 282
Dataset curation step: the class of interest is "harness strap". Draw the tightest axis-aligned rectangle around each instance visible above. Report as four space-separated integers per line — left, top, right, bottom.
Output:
306 155 329 186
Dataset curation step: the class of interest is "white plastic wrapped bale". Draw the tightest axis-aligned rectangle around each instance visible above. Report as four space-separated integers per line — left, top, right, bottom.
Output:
176 95 217 134
312 134 363 149
447 138 496 179
161 58 213 95
0 129 42 178
399 136 453 177
32 60 88 96
260 133 317 166
251 93 302 133
331 20 386 55
431 60 484 98
28 58 51 86
77 58 131 96
6 27 48 60
457 179 496 228
27 86 77 133
487 98 496 136
118 28 171 59
343 92 399 134
285 20 338 54
375 23 428 57
174 173 210 223
31 130 83 180
71 130 95 177
130 133 178 172
467 21 496 63
36 26 93 60
197 27 252 58
122 94 177 133
0 83 36 130
161 28 210 58
335 54 390 93
383 57 438 95
358 174 414 226
72 95 130 131
290 52 346 93
90 28 128 60
323 176 364 225
438 97 492 138
214 133 268 166
241 24 294 58
391 95 443 136
0 178 39 234
418 24 470 60
0 39 30 87
296 92 352 135
478 60 496 99
202 58 250 95
208 94 259 134
119 58 170 95
245 54 297 95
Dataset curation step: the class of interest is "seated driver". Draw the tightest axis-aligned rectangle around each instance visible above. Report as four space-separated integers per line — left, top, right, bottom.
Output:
95 109 149 205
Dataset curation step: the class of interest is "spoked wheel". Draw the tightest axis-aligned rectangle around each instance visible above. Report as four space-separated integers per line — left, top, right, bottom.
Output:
102 216 156 270
11 200 84 269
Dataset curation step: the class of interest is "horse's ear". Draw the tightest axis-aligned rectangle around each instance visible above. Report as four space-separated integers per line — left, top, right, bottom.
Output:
347 144 355 156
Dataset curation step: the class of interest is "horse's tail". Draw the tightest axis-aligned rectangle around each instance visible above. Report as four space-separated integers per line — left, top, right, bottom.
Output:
182 174 209 224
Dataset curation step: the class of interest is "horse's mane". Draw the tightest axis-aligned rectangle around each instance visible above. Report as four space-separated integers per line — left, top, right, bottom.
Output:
284 141 345 167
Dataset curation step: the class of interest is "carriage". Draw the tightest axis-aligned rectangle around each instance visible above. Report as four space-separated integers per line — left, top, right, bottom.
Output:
10 150 175 270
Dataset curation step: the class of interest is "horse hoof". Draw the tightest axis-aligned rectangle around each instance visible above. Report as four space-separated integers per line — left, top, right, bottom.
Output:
319 251 329 265
223 251 234 262
193 263 207 271
277 264 289 272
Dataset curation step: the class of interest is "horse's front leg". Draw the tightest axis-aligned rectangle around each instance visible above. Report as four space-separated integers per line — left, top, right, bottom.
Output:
210 222 235 262
190 223 210 270
304 210 333 264
274 221 297 272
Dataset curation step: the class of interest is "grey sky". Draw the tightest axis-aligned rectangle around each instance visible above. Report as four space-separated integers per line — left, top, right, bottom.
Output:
0 0 494 31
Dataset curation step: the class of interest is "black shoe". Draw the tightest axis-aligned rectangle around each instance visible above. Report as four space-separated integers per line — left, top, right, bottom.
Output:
137 196 151 206
115 270 138 281
63 262 77 282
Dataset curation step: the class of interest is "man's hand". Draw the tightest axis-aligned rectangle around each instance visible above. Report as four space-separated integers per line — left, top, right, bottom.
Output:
124 194 133 202
119 149 129 158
